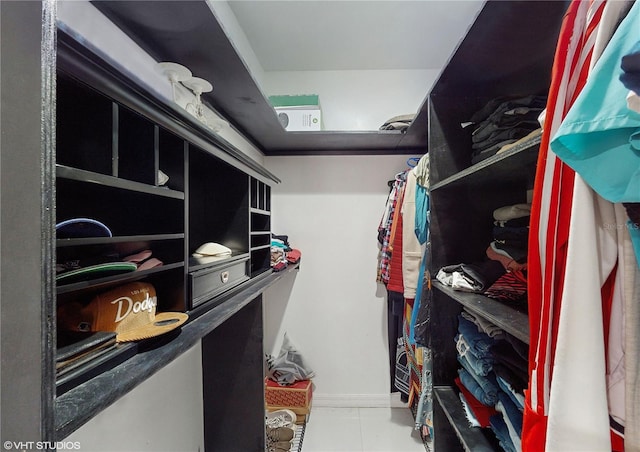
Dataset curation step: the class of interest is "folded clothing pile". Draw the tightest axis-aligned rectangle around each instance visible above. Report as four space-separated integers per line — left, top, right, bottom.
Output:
436 261 504 293
271 234 302 272
484 203 530 302
436 203 530 304
466 95 546 164
454 312 527 452
379 114 415 132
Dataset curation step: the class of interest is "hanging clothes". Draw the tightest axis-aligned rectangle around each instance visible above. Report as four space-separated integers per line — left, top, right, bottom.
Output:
377 171 409 395
544 2 638 450
524 0 605 450
378 171 407 284
525 1 638 451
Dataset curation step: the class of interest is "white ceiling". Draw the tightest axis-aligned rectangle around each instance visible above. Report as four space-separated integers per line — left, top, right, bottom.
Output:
227 1 485 72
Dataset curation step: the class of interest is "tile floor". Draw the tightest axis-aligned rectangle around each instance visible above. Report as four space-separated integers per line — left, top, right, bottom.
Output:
300 407 427 452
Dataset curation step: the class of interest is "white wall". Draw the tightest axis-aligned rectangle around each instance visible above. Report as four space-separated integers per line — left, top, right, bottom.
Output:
207 0 266 89
263 154 422 406
262 69 439 131
66 344 204 451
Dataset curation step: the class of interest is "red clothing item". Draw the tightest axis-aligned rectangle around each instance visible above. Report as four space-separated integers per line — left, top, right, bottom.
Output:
387 184 406 294
524 1 605 450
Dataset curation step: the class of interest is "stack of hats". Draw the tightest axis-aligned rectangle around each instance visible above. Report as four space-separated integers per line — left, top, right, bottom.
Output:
466 95 546 164
56 218 164 284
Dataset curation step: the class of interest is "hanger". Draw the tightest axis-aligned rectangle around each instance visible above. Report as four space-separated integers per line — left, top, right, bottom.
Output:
407 157 420 168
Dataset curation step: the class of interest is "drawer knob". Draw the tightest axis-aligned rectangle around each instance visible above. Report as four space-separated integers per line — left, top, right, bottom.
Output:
220 271 229 283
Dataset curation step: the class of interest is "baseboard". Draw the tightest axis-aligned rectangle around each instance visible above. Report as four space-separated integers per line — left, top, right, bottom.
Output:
312 392 408 408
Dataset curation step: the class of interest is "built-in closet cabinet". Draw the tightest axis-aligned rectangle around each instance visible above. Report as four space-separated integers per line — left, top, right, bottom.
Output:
424 1 569 450
1 2 296 447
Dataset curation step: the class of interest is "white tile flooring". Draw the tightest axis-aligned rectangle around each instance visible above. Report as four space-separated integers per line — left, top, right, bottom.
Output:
301 407 427 452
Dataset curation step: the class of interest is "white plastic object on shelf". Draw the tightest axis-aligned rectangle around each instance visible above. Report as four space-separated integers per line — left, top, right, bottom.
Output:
156 62 192 102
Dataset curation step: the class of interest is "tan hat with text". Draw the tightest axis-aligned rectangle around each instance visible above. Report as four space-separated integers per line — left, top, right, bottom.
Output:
58 282 188 343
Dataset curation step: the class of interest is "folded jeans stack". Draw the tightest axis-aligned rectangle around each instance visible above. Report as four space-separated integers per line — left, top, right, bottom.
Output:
454 314 527 452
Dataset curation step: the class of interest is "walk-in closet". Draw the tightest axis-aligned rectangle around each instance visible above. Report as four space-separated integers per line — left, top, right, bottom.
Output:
2 1 639 451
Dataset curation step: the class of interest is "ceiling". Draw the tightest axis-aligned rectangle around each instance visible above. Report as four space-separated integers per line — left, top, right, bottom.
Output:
226 1 485 72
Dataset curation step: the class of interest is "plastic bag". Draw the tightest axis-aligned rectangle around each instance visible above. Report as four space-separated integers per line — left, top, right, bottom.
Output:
266 334 315 385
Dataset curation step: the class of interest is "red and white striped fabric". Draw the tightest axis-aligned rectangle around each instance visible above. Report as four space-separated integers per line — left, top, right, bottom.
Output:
524 0 606 450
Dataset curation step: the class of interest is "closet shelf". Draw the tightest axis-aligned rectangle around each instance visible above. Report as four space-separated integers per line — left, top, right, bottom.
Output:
251 244 271 251
90 1 428 156
56 233 184 247
430 135 541 191
54 262 300 440
56 262 184 294
250 207 271 216
432 281 529 344
434 386 495 452
56 164 185 199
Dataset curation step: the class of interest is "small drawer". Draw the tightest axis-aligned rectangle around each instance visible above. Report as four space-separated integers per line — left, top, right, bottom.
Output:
190 258 249 308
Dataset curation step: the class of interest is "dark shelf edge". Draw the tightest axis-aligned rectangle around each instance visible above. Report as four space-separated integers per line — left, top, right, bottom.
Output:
188 252 250 273
56 28 281 186
263 147 421 156
57 233 184 247
54 263 299 439
56 262 184 295
56 164 185 200
434 386 495 452
430 135 541 191
433 281 529 344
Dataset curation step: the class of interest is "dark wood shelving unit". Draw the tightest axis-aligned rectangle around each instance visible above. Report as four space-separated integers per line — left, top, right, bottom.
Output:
90 0 429 156
0 6 297 447
424 1 568 450
52 20 290 446
55 263 300 440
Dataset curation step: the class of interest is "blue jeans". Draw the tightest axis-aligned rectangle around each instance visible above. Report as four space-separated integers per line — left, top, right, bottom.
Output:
490 414 517 452
496 375 524 411
457 316 495 358
498 391 522 436
457 365 498 406
457 338 493 376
